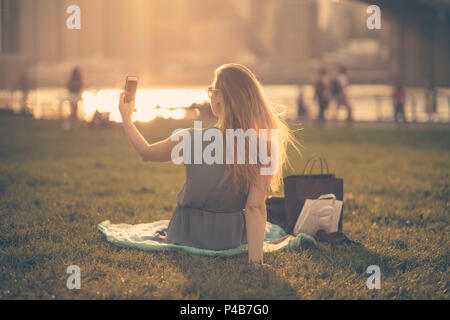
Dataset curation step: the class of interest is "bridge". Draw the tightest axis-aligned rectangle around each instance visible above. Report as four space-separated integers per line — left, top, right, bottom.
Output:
358 0 450 87
0 0 448 88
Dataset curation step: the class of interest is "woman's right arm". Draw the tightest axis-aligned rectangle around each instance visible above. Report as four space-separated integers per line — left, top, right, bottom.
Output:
118 91 180 162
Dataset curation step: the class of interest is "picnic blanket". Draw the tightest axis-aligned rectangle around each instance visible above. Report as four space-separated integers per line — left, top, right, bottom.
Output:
98 220 317 256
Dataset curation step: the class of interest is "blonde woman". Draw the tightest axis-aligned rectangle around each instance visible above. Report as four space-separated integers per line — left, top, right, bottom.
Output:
118 64 299 269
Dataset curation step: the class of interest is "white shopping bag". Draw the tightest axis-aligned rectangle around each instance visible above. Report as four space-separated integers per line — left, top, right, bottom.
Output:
293 193 343 236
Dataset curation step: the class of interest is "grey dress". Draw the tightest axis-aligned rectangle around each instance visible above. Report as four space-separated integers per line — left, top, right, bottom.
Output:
165 127 249 250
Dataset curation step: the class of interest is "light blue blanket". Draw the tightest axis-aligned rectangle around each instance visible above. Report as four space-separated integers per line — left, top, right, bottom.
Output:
98 220 317 256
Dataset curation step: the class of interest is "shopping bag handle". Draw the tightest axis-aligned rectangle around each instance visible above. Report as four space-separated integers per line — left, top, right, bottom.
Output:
318 193 336 200
318 193 336 205
302 155 330 175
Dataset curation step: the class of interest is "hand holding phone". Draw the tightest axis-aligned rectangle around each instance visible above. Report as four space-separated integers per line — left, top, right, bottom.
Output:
118 76 138 121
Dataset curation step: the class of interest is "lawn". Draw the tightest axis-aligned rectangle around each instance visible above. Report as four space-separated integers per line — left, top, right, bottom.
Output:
0 114 448 299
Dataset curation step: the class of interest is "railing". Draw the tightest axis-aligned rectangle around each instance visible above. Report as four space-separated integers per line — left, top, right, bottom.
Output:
1 88 449 123
300 90 450 123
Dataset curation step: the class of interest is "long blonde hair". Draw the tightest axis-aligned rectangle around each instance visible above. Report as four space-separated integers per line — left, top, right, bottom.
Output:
213 63 301 193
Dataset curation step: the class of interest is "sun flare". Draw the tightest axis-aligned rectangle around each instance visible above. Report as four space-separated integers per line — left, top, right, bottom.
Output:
80 89 208 122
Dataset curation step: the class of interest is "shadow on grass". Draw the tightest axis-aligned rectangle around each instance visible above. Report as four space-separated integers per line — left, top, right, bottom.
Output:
100 239 302 300
303 242 431 284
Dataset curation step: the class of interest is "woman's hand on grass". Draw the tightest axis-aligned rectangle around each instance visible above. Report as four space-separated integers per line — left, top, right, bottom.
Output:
249 261 273 270
118 91 133 122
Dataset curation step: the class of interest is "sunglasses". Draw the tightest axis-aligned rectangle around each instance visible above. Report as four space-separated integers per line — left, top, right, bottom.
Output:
207 86 219 98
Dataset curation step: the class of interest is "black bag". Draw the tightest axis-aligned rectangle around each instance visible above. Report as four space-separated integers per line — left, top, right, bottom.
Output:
283 155 344 234
266 196 287 231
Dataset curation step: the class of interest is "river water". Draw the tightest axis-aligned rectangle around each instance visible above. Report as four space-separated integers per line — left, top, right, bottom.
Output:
1 85 449 123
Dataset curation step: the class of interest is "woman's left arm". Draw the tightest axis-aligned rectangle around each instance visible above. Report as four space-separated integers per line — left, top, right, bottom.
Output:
118 91 179 162
244 174 273 269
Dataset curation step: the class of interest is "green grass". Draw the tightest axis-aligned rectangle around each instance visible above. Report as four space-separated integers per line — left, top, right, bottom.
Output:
0 114 448 299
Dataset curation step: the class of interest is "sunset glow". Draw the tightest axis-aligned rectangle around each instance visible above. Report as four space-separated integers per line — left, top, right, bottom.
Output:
81 89 208 122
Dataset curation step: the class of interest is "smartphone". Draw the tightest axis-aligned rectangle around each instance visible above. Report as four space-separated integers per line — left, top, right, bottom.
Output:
124 76 138 104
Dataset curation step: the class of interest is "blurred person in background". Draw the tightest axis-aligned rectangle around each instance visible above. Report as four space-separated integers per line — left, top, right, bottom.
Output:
331 66 353 123
90 110 111 129
296 85 309 121
15 72 31 115
425 84 437 122
392 83 407 123
66 67 83 123
314 68 331 126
